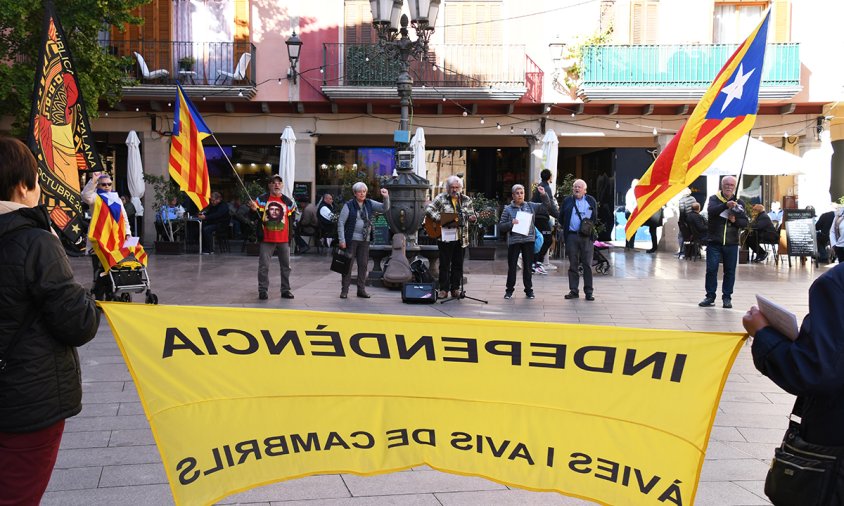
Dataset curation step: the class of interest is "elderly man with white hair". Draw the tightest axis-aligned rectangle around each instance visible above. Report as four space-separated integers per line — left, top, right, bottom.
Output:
699 175 748 309
425 175 477 299
337 182 389 299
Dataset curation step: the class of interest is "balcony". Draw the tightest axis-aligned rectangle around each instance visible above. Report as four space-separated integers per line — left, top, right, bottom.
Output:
321 43 536 102
99 40 257 99
578 43 801 101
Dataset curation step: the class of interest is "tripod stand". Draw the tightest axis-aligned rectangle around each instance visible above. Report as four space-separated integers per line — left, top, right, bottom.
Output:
441 193 488 304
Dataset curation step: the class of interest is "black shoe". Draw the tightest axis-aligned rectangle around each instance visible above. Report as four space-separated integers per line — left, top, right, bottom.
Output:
281 291 295 299
564 291 579 299
340 292 348 299
585 294 595 301
756 252 768 262
646 248 657 253
722 298 732 309
258 291 268 300
357 291 371 298
504 292 513 299
698 297 715 307
526 291 535 299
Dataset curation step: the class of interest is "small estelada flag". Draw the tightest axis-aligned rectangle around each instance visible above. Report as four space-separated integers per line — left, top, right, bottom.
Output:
168 83 212 210
626 10 770 238
88 192 147 271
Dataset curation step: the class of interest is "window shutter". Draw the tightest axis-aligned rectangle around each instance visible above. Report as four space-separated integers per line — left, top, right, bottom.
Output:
773 0 791 42
344 0 374 44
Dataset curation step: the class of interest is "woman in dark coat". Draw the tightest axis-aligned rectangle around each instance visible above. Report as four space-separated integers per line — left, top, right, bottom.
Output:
0 137 99 504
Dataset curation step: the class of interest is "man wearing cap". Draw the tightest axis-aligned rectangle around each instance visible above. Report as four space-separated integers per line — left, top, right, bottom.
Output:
249 175 297 300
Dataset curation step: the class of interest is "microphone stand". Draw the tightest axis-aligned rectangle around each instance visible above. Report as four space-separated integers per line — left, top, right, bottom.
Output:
442 192 488 304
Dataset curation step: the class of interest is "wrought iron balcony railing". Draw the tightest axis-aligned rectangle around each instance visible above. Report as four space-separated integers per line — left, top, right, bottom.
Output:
322 43 530 91
98 40 256 87
580 43 799 88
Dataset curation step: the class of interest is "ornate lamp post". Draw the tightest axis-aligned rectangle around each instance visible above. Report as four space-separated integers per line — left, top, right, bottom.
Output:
285 32 302 84
369 0 440 249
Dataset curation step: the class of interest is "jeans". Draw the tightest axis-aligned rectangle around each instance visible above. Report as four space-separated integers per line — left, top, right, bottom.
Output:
506 242 534 293
705 243 738 299
258 241 291 293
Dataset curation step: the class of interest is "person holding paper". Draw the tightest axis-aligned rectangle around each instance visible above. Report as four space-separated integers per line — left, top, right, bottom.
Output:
560 179 598 301
699 176 748 309
499 183 557 299
743 264 844 452
425 176 476 299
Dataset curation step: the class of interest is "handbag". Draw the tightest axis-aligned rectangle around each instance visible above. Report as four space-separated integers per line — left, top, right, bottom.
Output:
534 229 544 253
764 398 844 505
330 249 352 275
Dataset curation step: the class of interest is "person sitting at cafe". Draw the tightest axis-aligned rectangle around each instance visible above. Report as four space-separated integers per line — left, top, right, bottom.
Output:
746 203 777 263
197 192 230 254
317 193 337 247
295 199 319 254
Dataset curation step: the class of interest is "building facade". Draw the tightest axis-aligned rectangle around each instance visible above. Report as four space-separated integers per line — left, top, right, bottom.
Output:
86 0 843 243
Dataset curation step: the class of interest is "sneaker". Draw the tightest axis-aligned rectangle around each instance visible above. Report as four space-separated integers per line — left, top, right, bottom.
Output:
438 290 448 299
258 291 268 300
564 291 579 300
526 291 535 299
722 298 732 309
585 294 595 301
281 291 295 299
504 292 513 299
756 251 768 263
533 264 548 275
356 291 371 298
451 290 461 298
698 297 715 307
340 292 348 299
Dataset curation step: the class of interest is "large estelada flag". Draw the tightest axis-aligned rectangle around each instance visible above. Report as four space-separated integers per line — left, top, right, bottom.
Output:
88 192 147 271
99 304 745 506
27 3 106 251
626 10 770 238
168 83 212 210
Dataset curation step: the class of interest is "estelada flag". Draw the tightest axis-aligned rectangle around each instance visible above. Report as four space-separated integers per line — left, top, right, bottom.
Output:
88 192 147 271
28 3 106 251
626 10 770 239
168 83 212 210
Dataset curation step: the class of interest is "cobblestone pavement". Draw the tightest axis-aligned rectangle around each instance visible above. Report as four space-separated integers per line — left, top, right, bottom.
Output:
43 246 829 505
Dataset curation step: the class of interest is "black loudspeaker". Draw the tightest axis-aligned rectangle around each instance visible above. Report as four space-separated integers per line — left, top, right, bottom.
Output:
401 282 437 304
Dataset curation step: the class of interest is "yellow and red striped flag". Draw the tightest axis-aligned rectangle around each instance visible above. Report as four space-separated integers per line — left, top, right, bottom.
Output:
626 10 770 239
88 193 147 271
168 83 212 210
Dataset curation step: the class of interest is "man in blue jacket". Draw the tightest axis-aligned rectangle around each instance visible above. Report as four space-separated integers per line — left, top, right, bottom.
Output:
560 179 599 301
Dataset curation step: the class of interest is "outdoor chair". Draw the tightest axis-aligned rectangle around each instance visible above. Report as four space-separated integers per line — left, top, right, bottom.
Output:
215 52 252 84
134 52 170 82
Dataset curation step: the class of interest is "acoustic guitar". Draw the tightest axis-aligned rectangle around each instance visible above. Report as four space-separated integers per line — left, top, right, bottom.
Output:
423 214 441 239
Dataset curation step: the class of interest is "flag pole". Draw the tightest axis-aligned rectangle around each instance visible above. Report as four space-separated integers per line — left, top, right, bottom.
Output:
734 131 753 201
209 134 253 201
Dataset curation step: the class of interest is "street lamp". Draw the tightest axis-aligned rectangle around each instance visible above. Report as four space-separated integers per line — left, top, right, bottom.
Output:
285 31 302 84
369 0 441 247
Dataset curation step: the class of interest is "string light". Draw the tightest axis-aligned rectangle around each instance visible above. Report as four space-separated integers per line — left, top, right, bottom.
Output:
104 112 108 117
480 117 485 124
783 131 789 138
523 128 527 134
652 127 658 136
202 96 206 101
496 122 501 130
442 97 446 102
462 110 468 116
545 105 551 112
238 90 244 97
510 126 514 133
571 112 575 118
135 107 139 112
615 121 620 129
278 78 282 85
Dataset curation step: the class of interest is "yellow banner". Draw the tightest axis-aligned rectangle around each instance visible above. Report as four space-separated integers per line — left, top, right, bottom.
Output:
99 303 745 506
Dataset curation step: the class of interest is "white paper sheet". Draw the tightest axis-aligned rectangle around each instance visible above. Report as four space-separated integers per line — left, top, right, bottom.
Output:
440 227 458 242
124 236 139 247
512 211 533 236
756 294 799 341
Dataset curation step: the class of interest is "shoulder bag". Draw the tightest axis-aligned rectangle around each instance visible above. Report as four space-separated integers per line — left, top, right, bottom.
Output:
764 398 844 505
574 201 594 238
330 249 352 275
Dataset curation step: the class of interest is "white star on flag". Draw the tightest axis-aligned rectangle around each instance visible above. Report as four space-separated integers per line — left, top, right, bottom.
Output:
719 63 756 113
102 191 122 208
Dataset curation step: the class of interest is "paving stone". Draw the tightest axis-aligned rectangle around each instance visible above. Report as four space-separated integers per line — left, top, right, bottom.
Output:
342 470 505 496
45 466 102 491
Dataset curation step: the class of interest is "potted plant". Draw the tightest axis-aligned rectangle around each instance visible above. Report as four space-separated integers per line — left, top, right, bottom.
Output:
144 174 184 254
178 56 195 72
468 193 498 260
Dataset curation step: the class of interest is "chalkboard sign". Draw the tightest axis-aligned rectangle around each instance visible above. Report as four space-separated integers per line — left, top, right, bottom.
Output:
372 215 390 245
783 208 816 257
292 182 311 203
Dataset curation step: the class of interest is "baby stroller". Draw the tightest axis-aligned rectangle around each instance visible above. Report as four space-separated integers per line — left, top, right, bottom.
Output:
92 255 158 304
592 240 612 274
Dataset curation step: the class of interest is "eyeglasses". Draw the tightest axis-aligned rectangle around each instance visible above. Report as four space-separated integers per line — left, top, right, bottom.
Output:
98 182 113 187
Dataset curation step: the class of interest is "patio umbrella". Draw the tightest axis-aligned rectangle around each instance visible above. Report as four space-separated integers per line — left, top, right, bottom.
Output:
279 126 296 200
540 130 559 187
125 130 145 231
409 127 427 180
